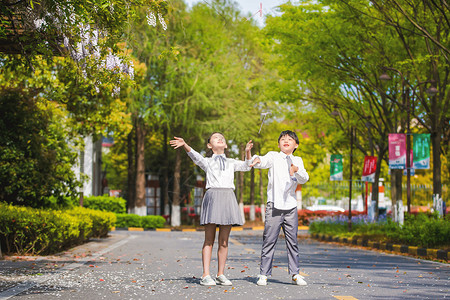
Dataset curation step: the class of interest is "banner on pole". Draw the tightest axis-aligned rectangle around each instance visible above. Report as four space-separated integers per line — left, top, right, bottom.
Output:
388 134 406 169
413 134 430 169
362 156 377 182
330 154 343 181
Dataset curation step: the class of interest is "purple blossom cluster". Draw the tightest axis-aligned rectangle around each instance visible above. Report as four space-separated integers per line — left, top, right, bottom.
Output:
310 213 388 225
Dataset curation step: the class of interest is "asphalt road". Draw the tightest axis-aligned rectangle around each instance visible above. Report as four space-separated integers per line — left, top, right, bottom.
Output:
0 229 448 300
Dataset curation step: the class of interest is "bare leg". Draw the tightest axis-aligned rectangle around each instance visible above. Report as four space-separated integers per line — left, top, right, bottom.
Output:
202 224 216 277
217 225 232 276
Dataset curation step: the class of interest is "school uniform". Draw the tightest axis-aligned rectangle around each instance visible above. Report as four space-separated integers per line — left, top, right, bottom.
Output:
252 151 309 275
187 149 251 226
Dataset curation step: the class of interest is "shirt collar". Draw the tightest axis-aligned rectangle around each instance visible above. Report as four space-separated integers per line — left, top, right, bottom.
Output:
212 153 226 158
280 152 292 159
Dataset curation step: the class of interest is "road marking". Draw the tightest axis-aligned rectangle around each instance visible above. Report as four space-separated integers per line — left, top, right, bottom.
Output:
0 235 136 300
231 227 243 231
252 226 265 230
128 227 144 231
229 238 243 245
333 296 358 300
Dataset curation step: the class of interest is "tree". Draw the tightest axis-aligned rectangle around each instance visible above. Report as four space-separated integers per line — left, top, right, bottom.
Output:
365 0 449 204
0 86 81 207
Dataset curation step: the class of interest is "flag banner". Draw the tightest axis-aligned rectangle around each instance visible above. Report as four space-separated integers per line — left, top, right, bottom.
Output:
413 134 430 169
362 156 377 182
330 154 343 181
389 134 406 169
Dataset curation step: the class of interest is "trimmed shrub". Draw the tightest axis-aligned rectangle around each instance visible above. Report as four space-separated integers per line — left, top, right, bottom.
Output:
141 215 165 229
0 202 117 255
114 214 165 229
309 213 450 248
83 195 126 214
66 207 116 238
115 214 142 228
0 202 83 255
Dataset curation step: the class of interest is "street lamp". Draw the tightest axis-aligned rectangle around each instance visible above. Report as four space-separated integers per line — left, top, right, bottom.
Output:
379 67 412 213
380 67 439 214
329 105 353 231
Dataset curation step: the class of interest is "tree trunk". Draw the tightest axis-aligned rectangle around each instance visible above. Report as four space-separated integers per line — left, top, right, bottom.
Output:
171 149 182 227
162 127 169 215
372 147 386 220
238 145 245 224
431 129 442 198
390 169 403 222
134 120 147 216
249 168 255 221
127 127 136 213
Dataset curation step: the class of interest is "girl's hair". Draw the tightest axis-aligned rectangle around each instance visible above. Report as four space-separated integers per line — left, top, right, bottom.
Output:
205 132 229 157
278 130 299 153
207 132 225 144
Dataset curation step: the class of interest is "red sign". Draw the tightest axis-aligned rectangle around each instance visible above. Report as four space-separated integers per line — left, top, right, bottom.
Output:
362 156 377 182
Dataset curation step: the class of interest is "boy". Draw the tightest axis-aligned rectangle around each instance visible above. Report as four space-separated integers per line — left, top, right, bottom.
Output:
250 130 309 286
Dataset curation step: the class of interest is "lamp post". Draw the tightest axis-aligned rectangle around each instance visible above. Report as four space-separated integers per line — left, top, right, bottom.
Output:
379 68 412 213
379 68 439 214
330 106 353 231
348 126 354 232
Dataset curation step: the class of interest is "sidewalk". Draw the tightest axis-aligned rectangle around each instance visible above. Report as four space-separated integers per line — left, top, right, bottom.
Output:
0 234 128 294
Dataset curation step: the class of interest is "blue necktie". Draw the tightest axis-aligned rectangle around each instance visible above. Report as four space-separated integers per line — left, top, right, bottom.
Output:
215 155 226 171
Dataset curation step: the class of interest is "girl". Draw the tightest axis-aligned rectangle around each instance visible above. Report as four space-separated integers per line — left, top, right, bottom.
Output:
170 133 253 286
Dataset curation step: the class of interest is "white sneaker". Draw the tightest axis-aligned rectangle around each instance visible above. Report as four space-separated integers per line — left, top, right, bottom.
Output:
292 274 307 286
200 275 216 286
256 274 268 286
215 274 232 286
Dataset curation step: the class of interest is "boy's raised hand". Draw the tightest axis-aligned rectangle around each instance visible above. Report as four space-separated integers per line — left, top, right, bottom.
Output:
169 137 186 149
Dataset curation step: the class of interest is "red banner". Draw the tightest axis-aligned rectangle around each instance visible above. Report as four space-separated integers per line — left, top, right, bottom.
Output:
362 156 377 182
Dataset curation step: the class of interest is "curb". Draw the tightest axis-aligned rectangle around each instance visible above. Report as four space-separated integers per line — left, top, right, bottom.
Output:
311 233 449 261
110 226 309 232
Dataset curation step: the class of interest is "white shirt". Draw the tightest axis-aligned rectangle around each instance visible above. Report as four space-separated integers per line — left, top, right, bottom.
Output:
252 151 309 210
187 148 251 190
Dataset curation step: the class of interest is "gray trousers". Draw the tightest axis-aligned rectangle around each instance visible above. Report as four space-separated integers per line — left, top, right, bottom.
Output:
260 202 299 276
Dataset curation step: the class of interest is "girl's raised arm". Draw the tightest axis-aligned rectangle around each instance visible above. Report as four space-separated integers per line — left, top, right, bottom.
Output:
169 137 191 152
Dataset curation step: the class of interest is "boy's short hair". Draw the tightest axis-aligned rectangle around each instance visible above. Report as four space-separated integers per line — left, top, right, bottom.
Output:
278 130 299 152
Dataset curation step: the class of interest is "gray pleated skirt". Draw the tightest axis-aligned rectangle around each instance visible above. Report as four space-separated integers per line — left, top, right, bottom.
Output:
200 188 243 226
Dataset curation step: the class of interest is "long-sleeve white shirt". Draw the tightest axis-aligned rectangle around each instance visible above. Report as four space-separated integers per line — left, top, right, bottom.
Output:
187 148 252 190
252 151 309 210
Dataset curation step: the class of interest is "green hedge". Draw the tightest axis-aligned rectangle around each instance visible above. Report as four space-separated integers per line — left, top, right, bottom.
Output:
309 213 450 248
115 214 165 229
0 202 115 255
141 215 166 229
66 207 116 238
83 195 126 214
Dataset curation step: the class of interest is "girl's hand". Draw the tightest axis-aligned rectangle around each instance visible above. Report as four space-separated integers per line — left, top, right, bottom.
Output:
169 137 186 149
249 157 261 167
245 140 253 152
